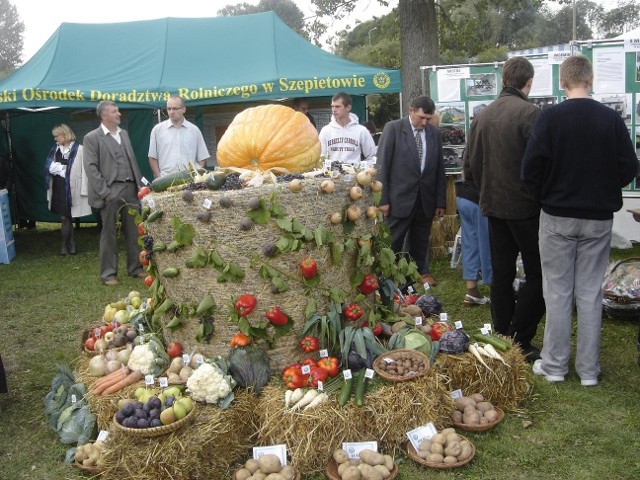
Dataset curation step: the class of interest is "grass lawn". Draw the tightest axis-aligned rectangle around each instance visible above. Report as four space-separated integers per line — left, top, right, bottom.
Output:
1 224 639 479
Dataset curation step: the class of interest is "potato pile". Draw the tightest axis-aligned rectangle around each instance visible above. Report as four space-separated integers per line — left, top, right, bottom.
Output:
414 428 473 465
165 355 197 384
234 454 296 480
332 448 395 480
375 351 428 378
74 441 103 467
452 393 500 425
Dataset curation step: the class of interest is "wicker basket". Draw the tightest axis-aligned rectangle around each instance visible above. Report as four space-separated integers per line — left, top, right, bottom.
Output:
325 458 398 480
112 403 196 437
451 407 505 432
372 349 430 382
406 436 475 469
233 469 300 480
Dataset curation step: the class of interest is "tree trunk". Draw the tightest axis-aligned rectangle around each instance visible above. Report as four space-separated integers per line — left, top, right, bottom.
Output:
399 0 439 113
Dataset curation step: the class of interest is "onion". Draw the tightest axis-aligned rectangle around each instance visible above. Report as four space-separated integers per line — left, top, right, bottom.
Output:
94 338 108 353
105 349 119 362
106 360 122 374
88 355 108 377
117 348 131 365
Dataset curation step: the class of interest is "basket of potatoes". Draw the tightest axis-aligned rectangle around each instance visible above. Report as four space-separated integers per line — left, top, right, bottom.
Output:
233 454 299 480
326 447 398 480
406 428 475 469
451 393 504 432
73 441 103 473
372 349 430 382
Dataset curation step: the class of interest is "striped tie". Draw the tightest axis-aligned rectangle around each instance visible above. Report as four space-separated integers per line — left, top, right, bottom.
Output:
415 129 424 171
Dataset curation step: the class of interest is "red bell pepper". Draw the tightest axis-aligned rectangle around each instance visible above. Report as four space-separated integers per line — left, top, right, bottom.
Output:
234 294 257 316
306 366 329 387
265 306 289 326
344 303 363 321
229 332 251 348
300 258 318 279
403 294 419 305
300 336 319 353
429 321 454 341
316 357 340 378
359 273 379 295
282 364 304 389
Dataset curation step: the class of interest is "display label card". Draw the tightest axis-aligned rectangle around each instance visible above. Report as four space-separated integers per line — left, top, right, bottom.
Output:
94 328 101 338
182 353 190 365
319 349 329 358
317 381 324 392
484 323 492 333
480 327 489 335
194 354 204 365
141 177 150 186
455 320 463 329
415 316 423 326
147 198 156 208
97 430 109 442
324 159 332 170
343 369 352 380
406 423 438 451
139 324 145 332
364 368 375 380
253 444 288 465
343 441 378 459
301 364 311 375
440 313 448 322
450 389 463 400
407 285 414 294
145 375 154 386
423 282 430 290
158 377 168 388
203 198 212 209
71 394 77 404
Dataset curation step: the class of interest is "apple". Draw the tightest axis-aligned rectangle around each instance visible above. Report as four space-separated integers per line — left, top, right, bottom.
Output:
113 310 130 325
128 291 141 301
84 337 96 351
167 341 183 359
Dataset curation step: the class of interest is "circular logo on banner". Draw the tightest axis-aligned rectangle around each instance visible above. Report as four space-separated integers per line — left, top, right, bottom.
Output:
373 72 391 89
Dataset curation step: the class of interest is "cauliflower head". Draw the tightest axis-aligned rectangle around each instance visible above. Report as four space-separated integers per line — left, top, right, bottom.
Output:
186 363 232 404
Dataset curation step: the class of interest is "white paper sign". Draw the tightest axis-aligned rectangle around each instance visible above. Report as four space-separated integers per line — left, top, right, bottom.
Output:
406 423 438 451
324 159 332 170
484 323 492 333
624 38 640 52
364 368 375 380
440 312 448 322
71 394 77 404
194 354 204 365
147 198 155 208
158 377 168 388
317 381 324 392
450 389 463 399
548 51 572 64
423 282 431 291
182 353 190 364
319 349 329 358
144 375 154 386
343 369 352 380
480 327 489 335
203 199 212 209
97 430 109 442
253 444 288 465
407 285 414 294
436 67 469 102
342 441 378 459
454 320 463 329
141 177 150 186
301 364 311 375
415 316 423 326
593 47 625 94
530 58 553 96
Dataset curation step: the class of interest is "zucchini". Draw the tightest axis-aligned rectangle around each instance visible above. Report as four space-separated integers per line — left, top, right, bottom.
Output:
141 205 151 221
151 169 193 192
162 267 179 277
146 210 164 223
166 240 183 253
429 340 440 365
473 333 510 351
354 369 368 407
153 240 167 252
338 373 354 407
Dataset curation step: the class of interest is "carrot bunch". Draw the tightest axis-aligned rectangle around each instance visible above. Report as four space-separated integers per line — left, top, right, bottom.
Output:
91 367 143 395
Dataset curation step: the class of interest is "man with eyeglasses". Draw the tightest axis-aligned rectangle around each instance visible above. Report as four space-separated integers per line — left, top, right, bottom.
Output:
148 96 210 178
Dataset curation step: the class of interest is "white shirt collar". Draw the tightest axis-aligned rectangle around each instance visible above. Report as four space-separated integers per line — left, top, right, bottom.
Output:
100 123 121 136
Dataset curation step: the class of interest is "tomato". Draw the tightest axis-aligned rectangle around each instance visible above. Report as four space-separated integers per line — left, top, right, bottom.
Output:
372 323 383 336
139 250 150 266
84 337 96 351
144 275 154 287
167 341 183 359
137 186 151 200
429 321 454 341
137 223 146 236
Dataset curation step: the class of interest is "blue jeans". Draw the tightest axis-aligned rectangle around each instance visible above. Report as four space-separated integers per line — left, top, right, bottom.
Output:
538 211 612 381
456 197 492 285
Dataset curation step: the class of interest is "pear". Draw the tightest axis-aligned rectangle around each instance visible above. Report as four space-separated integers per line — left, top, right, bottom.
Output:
160 407 176 425
103 305 117 323
128 291 141 301
173 402 187 421
113 310 130 325
130 296 142 309
135 387 146 400
110 300 127 311
176 397 194 414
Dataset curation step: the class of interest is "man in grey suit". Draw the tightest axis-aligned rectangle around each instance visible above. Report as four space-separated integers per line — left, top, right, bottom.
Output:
84 101 144 285
377 96 446 287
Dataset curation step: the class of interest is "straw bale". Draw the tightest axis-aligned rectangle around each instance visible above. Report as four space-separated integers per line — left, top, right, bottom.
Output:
445 176 458 216
98 391 259 480
255 371 454 474
433 346 533 410
146 177 377 371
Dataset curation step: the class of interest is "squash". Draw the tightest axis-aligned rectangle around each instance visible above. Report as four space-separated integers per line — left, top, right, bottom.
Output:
216 104 321 173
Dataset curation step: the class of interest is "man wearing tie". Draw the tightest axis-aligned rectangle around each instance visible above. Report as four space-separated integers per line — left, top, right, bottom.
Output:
376 96 446 287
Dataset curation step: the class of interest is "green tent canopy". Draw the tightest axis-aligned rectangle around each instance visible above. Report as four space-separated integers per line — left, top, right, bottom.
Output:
0 12 401 109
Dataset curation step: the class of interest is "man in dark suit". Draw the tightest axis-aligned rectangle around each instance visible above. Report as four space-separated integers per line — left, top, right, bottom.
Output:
84 101 144 286
377 96 446 287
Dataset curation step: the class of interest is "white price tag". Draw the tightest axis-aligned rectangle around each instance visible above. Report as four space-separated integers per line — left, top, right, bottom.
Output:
203 198 212 209
253 444 288 466
158 377 168 388
480 327 489 335
145 375 154 386
343 369 353 380
97 430 109 442
383 357 395 364
126 305 134 313
94 328 101 338
194 354 204 365
407 285 414 294
141 177 150 186
415 316 423 326
182 353 190 364
147 198 156 208
323 159 332 170
406 423 438 451
71 394 77 404
423 282 430 291
454 320 463 329
440 312 448 322
317 381 324 392
364 368 375 380
342 441 378 459
139 324 145 332
484 323 492 333
450 389 463 400
301 364 311 375
319 349 329 358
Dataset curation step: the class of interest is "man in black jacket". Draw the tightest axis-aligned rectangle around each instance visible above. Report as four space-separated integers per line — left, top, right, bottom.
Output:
464 57 544 362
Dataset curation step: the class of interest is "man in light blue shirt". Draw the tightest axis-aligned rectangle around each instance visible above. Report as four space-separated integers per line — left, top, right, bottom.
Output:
148 96 210 178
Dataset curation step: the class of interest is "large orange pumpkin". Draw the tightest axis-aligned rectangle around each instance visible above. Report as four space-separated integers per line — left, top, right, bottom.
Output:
216 104 321 173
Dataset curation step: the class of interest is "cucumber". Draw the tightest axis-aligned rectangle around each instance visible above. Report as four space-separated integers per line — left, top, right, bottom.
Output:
153 240 167 252
146 210 164 223
166 240 182 253
162 267 179 278
473 333 510 351
151 169 193 192
354 369 368 407
141 205 151 221
338 374 354 407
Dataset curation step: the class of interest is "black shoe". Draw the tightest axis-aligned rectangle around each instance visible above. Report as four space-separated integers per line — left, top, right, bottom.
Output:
521 344 541 363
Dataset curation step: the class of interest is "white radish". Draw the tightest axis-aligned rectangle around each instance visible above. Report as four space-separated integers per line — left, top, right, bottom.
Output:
469 343 492 371
290 389 319 411
289 388 304 408
284 390 293 409
483 343 509 366
303 392 329 411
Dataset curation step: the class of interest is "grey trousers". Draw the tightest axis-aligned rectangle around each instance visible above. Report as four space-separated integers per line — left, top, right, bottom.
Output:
99 182 142 281
538 211 612 381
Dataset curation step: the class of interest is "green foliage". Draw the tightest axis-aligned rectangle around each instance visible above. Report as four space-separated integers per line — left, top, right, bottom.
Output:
0 0 24 71
218 0 309 39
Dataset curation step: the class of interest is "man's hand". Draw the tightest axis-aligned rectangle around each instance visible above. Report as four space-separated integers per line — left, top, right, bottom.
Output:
379 204 390 217
435 208 445 218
